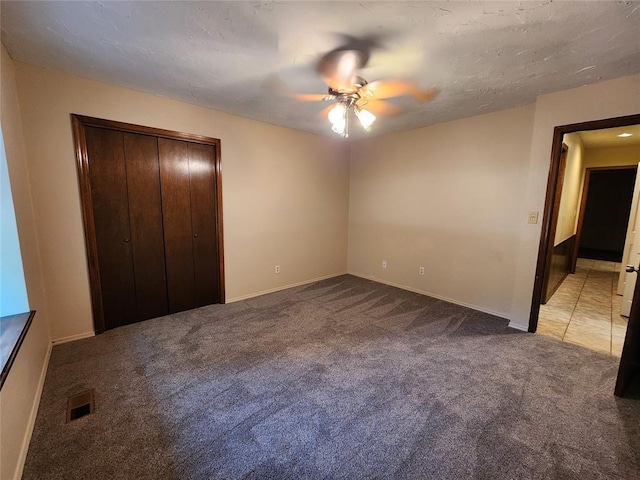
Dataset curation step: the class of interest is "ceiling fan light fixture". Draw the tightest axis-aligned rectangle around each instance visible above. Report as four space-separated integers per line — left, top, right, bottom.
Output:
328 103 346 124
355 108 376 131
294 40 439 138
328 103 348 137
331 121 347 137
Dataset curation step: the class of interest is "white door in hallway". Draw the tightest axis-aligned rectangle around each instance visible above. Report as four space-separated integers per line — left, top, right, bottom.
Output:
621 163 640 316
618 162 640 297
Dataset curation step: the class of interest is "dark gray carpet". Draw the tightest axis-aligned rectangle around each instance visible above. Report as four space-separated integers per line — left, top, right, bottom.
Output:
23 275 639 479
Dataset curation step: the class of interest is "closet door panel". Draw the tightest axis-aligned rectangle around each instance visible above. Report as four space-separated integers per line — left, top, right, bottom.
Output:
158 138 196 313
85 127 136 329
123 133 169 320
188 143 220 307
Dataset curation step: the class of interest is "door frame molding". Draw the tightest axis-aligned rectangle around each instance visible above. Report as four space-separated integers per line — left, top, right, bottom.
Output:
71 114 225 334
528 113 640 332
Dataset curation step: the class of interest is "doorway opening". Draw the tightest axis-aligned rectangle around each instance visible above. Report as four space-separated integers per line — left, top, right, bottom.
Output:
529 114 640 357
539 165 636 355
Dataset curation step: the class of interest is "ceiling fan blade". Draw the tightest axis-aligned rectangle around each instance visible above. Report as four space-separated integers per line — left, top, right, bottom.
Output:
356 99 404 117
361 81 438 102
317 49 367 91
359 80 411 99
413 87 439 102
292 93 330 102
332 34 379 63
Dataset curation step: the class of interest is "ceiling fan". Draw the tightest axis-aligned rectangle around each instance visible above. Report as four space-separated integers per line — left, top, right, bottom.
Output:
293 43 438 138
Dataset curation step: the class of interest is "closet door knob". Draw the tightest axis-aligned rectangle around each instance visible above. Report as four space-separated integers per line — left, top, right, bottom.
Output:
124 238 130 243
194 233 199 238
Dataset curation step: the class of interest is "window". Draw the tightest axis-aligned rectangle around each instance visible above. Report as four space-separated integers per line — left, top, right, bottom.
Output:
0 127 33 388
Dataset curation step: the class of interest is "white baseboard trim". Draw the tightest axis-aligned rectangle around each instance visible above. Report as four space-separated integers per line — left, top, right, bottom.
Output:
13 340 53 480
348 272 511 321
508 321 530 332
227 272 348 303
52 331 95 345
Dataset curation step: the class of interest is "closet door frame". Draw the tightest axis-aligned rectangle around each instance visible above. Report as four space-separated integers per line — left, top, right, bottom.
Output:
71 114 225 333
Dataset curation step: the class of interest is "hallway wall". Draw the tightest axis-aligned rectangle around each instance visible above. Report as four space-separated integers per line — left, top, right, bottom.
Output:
585 145 640 169
554 132 585 245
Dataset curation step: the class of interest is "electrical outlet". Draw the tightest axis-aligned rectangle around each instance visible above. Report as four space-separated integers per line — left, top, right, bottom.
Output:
419 266 425 276
382 260 387 269
275 265 280 274
528 211 539 224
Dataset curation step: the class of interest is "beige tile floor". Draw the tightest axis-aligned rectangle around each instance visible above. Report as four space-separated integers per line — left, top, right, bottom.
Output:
538 258 629 356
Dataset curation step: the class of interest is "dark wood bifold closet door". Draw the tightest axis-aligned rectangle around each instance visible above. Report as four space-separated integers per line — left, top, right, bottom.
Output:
85 127 137 328
158 139 220 313
85 128 168 329
74 115 224 333
188 143 220 307
158 138 196 313
122 133 169 320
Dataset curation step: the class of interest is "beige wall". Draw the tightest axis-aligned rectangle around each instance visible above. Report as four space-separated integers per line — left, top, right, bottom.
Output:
13 62 351 341
585 145 640 169
0 46 52 480
554 133 585 245
510 74 640 329
348 105 536 318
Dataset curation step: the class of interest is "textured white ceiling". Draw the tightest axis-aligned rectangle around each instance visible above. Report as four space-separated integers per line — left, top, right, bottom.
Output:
2 1 639 139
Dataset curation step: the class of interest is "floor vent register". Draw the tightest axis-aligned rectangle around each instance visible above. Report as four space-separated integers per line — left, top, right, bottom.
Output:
66 389 95 423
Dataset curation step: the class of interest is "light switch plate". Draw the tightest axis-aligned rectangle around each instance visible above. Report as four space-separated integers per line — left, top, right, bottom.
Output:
528 211 539 224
